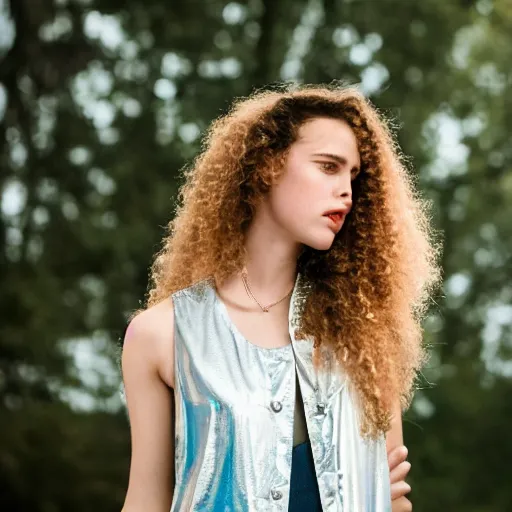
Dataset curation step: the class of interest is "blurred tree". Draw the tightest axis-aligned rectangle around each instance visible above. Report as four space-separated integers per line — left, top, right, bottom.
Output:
0 0 510 510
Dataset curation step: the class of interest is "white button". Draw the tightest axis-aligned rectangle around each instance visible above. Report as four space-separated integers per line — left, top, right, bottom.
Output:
271 400 283 413
271 489 283 500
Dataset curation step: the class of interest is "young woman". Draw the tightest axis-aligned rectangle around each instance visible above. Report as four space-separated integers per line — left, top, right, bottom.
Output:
121 85 441 511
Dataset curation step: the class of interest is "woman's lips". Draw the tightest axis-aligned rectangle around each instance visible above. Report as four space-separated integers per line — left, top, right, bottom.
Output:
324 213 344 230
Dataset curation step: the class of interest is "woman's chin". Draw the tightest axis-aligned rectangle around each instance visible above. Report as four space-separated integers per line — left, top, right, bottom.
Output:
301 233 336 252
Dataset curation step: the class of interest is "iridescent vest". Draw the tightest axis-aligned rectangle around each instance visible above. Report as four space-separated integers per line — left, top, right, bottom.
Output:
170 273 392 511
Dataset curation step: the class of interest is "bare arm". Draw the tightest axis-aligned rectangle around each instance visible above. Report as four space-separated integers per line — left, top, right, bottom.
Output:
386 400 404 452
121 297 176 512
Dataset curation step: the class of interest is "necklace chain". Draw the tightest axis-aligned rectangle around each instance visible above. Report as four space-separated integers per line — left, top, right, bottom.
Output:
241 268 294 313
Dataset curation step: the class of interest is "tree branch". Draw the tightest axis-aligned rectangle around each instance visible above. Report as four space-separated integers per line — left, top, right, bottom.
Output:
251 0 280 89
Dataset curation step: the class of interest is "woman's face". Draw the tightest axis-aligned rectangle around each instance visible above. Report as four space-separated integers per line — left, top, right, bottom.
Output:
267 116 360 251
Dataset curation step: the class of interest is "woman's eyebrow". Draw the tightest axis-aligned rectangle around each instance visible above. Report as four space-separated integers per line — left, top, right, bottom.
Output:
313 152 347 164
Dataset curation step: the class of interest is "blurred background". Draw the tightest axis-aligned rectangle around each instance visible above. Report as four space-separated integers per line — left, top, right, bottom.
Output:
1 0 511 510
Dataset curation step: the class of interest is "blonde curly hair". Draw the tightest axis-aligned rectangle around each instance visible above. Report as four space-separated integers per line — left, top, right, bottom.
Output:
137 83 442 439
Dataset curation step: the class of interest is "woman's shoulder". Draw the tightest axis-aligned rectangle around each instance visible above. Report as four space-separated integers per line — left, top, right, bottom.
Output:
123 296 176 388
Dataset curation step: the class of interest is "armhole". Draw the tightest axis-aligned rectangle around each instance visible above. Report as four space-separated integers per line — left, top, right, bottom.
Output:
171 292 177 390
155 293 178 391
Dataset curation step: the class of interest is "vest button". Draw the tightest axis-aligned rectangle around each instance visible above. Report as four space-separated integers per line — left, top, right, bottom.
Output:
316 402 326 414
271 489 283 500
270 400 283 413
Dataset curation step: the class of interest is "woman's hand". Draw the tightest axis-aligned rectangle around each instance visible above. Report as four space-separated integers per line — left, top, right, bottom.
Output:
388 445 412 511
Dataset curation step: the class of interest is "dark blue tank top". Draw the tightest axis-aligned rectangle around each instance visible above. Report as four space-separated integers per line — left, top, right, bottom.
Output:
288 440 323 511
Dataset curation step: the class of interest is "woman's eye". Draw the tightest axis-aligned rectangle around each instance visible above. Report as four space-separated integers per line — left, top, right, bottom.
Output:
319 162 337 172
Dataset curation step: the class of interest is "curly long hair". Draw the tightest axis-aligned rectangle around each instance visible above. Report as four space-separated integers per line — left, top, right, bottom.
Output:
140 83 442 439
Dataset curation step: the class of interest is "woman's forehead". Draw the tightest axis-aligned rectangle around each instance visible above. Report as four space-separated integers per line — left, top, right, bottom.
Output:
294 118 359 158
297 117 354 141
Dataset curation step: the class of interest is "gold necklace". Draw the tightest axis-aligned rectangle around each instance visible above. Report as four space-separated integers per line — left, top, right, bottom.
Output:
241 268 294 313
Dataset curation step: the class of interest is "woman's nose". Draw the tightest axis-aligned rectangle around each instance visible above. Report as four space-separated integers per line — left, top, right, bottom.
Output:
338 188 352 202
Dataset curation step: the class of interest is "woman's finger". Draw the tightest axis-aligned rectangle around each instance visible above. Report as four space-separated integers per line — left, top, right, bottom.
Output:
391 496 412 512
387 445 408 471
390 461 411 484
391 480 412 501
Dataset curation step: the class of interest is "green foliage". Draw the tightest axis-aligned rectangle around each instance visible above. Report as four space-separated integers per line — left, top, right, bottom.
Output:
1 0 510 509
